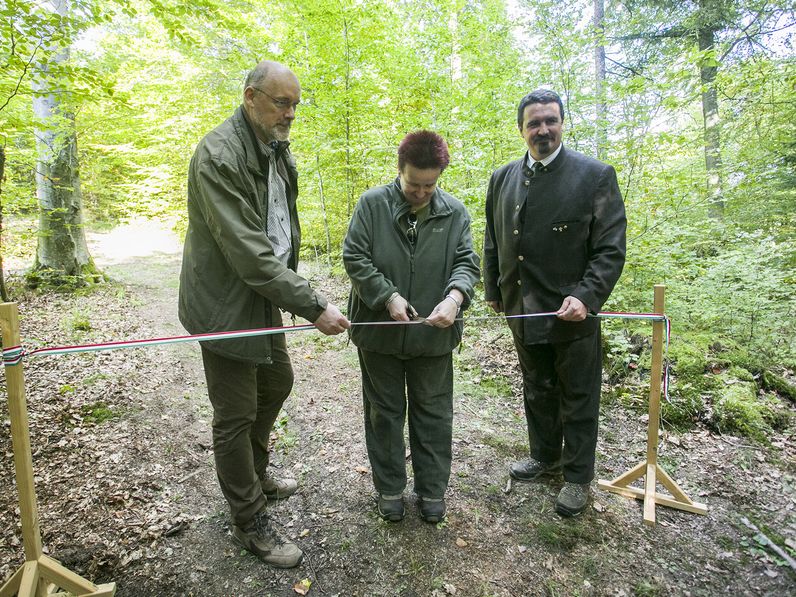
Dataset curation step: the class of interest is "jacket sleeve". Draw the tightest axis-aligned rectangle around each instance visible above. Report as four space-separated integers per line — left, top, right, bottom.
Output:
482 171 502 303
444 210 481 310
342 197 398 311
570 164 627 313
193 152 326 322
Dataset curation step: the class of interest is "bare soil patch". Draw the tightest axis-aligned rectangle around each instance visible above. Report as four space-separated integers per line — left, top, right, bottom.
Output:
1 222 794 596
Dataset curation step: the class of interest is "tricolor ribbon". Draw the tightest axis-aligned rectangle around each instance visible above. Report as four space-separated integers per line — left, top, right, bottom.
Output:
2 311 671 400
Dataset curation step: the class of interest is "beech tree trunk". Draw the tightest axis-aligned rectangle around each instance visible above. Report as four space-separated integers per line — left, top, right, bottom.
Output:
29 0 101 287
698 19 725 219
594 0 606 159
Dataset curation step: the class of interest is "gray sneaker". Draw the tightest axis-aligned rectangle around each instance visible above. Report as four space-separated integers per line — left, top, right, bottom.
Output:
261 475 298 500
555 482 590 517
232 511 303 568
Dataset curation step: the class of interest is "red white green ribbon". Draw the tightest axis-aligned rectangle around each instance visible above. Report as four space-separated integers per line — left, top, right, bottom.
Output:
2 311 671 399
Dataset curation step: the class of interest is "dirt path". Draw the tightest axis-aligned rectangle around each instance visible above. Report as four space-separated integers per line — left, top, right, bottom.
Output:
0 220 794 596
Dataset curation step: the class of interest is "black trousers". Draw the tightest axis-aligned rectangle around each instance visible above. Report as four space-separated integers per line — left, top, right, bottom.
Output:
512 331 602 484
358 349 453 499
200 332 294 526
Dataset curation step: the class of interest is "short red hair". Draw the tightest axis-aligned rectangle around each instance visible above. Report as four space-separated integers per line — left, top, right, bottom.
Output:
397 130 450 171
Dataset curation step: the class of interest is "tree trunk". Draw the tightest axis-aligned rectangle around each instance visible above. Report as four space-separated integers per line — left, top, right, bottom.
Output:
29 0 101 288
316 154 331 266
593 0 607 159
698 1 724 218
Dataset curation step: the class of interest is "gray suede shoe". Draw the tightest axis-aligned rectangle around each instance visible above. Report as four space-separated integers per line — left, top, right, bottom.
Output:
261 475 298 500
232 510 303 568
555 482 590 517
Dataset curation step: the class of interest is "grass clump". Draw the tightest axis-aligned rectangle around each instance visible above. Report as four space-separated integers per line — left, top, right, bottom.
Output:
711 381 785 443
80 401 117 425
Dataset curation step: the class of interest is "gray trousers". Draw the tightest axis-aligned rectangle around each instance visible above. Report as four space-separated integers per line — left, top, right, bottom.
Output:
201 333 293 525
358 349 453 499
513 331 602 484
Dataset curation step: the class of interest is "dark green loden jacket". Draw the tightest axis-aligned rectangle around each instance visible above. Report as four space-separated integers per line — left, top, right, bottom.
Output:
343 179 481 357
483 146 626 345
178 105 326 363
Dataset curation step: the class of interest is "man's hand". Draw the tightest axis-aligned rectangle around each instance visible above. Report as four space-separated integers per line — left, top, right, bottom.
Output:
386 294 416 322
425 290 464 328
556 295 587 321
313 303 351 335
487 300 503 313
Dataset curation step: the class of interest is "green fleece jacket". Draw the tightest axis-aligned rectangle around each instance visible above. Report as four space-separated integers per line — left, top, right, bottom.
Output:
343 178 481 357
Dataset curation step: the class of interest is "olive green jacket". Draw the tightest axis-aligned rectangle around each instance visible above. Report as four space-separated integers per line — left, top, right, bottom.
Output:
343 179 481 357
179 105 326 363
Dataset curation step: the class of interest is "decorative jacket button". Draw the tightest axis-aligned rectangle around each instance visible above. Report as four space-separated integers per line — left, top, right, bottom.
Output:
513 230 519 235
524 180 530 186
518 255 524 261
517 280 522 286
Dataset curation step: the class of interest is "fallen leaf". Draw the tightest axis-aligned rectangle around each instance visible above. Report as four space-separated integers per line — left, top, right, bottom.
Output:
592 501 605 513
354 465 369 474
503 477 512 494
443 582 457 594
293 578 312 595
300 528 310 537
455 537 468 547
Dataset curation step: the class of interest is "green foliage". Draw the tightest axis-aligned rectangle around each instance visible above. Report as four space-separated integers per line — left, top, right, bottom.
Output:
711 381 784 443
762 371 796 402
80 401 117 425
2 0 794 447
535 519 597 552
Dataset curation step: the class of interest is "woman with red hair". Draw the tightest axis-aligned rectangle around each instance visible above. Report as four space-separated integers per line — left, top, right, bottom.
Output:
343 130 480 523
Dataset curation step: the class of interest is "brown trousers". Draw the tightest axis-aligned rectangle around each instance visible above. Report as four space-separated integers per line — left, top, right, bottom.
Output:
200 333 293 525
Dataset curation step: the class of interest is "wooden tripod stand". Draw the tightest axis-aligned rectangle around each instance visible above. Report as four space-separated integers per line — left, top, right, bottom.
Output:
0 302 115 597
597 285 708 526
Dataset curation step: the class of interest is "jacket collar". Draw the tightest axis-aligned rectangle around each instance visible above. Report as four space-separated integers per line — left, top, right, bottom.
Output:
232 105 262 173
233 105 296 179
390 177 452 217
521 145 567 177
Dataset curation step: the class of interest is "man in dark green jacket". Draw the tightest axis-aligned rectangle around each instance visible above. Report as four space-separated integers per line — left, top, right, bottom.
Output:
343 130 480 523
179 60 349 568
483 89 626 517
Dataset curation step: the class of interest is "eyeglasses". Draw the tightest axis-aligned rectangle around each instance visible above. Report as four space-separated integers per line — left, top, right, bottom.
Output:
406 213 418 245
251 87 300 111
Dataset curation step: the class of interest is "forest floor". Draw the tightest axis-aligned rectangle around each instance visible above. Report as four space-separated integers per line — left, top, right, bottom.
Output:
1 219 795 597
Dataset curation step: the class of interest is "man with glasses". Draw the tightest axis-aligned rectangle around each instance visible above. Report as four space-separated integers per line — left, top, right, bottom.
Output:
179 60 349 568
343 130 480 524
483 89 626 517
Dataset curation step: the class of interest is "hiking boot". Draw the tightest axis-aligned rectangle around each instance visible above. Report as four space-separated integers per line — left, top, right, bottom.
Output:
509 458 562 481
555 482 590 517
231 510 303 568
377 494 405 522
418 497 446 524
261 475 298 500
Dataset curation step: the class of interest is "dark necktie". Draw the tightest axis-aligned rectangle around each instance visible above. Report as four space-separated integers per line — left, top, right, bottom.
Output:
531 161 543 177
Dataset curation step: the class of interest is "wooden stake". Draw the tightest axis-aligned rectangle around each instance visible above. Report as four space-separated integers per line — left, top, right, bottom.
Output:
0 302 116 597
597 285 708 525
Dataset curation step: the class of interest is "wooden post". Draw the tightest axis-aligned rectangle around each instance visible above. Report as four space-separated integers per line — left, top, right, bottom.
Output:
597 285 708 525
0 302 115 597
